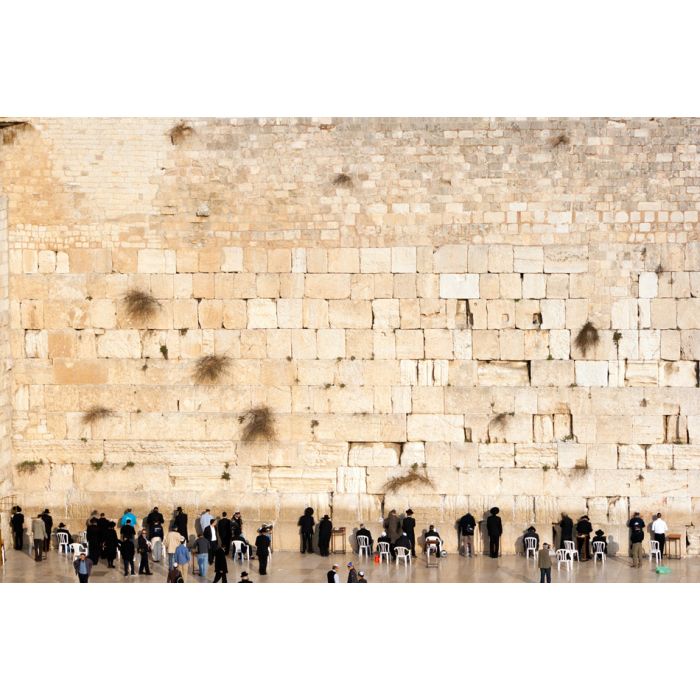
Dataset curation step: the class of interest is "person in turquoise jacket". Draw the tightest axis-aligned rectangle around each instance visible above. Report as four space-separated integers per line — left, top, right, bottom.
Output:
119 509 137 528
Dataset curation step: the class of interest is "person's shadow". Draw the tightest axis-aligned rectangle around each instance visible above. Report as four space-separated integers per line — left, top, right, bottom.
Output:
479 510 490 555
607 535 620 557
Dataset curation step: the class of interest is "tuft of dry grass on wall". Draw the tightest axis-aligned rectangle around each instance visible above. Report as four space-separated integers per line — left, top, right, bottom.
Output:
193 354 231 383
82 405 114 425
549 133 570 148
90 460 104 471
16 459 43 474
382 463 434 494
238 406 275 442
574 321 600 357
169 121 194 145
123 289 161 324
333 173 353 188
0 120 32 145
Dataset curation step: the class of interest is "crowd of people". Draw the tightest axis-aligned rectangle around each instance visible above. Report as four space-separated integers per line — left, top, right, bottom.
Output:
5 503 675 583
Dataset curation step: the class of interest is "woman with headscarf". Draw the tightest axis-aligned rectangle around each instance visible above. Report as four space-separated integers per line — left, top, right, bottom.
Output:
318 514 333 556
576 515 593 561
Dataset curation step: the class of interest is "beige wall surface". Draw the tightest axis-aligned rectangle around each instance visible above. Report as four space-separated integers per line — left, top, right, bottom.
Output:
1 117 700 552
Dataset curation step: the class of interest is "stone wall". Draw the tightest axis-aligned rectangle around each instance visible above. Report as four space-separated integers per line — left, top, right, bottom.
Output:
1 118 700 552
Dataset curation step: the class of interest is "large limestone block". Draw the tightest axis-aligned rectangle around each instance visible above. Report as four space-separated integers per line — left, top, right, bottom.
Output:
639 272 659 298
543 245 588 273
348 442 400 467
96 330 142 359
478 443 514 469
359 248 391 273
328 300 372 329
336 467 368 494
575 361 608 387
513 246 543 273
487 300 515 329
595 470 642 497
253 466 337 493
677 299 700 329
557 442 587 469
499 469 543 496
247 299 277 328
439 274 479 299
515 443 557 469
407 414 464 442
531 360 575 387
543 468 595 497
587 443 617 470
477 361 529 386
640 470 688 498
659 361 697 387
487 245 513 273
624 361 658 386
372 299 400 329
305 274 351 299
672 445 700 470
487 413 532 443
433 245 468 273
53 359 108 385
198 299 223 329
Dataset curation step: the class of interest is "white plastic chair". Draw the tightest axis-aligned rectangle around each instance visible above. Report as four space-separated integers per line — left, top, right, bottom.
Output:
56 532 70 555
395 546 411 567
556 549 572 571
649 540 660 564
377 541 391 563
524 536 537 561
357 535 371 558
232 540 250 564
79 531 88 545
70 543 88 561
592 540 606 563
564 540 579 562
425 540 441 567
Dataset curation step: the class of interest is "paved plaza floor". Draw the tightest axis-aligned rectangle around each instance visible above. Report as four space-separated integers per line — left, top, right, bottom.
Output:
1 547 697 583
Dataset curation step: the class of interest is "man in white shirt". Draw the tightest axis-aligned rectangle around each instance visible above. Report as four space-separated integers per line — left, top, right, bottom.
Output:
204 517 218 565
651 513 668 558
199 509 213 533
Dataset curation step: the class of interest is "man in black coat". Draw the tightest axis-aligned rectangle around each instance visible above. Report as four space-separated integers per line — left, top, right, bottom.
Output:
203 519 219 565
213 545 228 583
318 515 333 556
486 507 502 558
459 512 477 557
11 506 25 550
96 513 109 553
86 518 102 565
218 512 233 555
394 531 412 554
356 524 374 553
174 507 188 541
40 509 53 554
298 507 315 554
402 509 417 556
576 515 593 561
232 512 243 539
557 513 574 549
424 525 442 558
120 521 136 542
137 529 153 575
255 529 271 575
146 507 164 539
119 535 135 576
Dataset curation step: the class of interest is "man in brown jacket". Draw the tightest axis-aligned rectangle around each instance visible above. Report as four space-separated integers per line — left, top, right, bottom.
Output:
538 543 552 583
32 516 47 562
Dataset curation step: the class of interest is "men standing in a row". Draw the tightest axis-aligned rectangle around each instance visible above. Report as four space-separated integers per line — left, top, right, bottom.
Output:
487 507 502 558
402 509 416 557
11 506 24 551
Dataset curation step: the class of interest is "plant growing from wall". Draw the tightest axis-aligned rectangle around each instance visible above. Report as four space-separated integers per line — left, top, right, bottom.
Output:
382 463 434 494
612 330 622 355
549 133 570 148
221 462 231 480
574 321 600 357
123 461 135 470
82 405 114 425
123 289 161 324
332 173 353 188
90 460 104 471
160 344 169 359
193 354 231 383
16 459 43 474
239 406 275 442
169 120 194 145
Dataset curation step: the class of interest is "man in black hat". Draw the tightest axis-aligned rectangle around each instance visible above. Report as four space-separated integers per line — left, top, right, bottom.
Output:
239 571 252 583
298 507 315 554
556 512 574 550
402 509 416 556
486 507 502 558
11 506 24 551
146 507 164 539
255 527 271 576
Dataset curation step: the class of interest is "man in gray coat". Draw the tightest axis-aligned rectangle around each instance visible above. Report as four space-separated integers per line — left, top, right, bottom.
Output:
383 509 401 543
32 515 47 562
